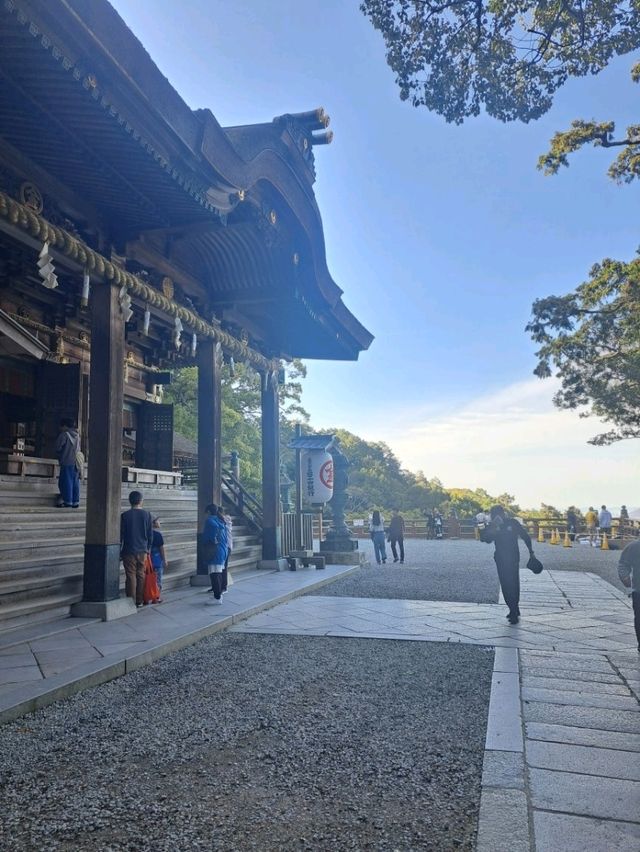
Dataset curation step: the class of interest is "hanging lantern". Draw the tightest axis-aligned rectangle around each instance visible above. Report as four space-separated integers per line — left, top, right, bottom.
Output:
143 305 151 335
81 271 90 307
38 242 58 289
191 332 197 357
229 355 235 377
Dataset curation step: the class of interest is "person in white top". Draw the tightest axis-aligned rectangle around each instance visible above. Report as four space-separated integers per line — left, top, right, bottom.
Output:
369 510 387 564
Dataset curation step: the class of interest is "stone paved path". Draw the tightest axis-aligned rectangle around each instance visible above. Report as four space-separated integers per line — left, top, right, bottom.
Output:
234 567 640 852
0 565 357 724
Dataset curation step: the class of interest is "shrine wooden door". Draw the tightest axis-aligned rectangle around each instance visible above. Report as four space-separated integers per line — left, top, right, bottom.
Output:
135 402 174 471
36 362 81 458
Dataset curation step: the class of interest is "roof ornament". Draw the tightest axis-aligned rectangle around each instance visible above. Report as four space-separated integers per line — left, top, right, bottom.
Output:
37 242 58 289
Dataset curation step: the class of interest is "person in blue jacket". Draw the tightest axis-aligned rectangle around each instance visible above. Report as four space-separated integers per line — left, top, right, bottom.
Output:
202 503 229 605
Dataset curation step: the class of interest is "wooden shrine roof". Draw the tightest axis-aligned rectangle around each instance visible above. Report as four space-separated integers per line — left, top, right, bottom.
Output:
0 0 373 362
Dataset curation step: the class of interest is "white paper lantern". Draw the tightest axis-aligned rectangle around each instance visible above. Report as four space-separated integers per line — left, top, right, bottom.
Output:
301 450 333 504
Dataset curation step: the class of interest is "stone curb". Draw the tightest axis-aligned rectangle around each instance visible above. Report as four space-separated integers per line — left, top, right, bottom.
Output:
0 565 359 725
476 647 532 852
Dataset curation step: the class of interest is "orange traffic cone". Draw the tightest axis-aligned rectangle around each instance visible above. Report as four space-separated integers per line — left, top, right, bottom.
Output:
550 528 557 545
563 530 571 547
601 532 610 551
538 527 545 543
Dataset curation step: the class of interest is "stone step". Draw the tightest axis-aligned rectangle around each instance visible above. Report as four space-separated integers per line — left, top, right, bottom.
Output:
0 593 85 634
0 527 259 553
0 478 262 628
0 545 261 613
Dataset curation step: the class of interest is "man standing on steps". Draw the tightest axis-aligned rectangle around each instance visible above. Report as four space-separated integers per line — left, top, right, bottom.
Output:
120 490 153 609
55 418 80 508
479 505 534 625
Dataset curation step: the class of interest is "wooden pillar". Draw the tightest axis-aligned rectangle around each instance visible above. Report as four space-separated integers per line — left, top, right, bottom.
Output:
195 338 222 576
72 282 131 619
261 370 282 562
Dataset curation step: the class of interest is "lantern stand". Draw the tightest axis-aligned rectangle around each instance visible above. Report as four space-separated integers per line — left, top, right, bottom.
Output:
287 428 336 561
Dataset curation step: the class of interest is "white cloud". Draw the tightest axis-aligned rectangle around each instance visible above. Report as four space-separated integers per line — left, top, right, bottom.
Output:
337 378 638 510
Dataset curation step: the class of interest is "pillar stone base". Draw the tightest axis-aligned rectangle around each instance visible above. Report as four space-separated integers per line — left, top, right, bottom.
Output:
258 558 289 572
320 551 368 566
70 597 136 621
319 535 359 553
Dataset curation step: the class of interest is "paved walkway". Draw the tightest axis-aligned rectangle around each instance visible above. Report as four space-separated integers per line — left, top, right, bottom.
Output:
233 569 640 852
0 564 357 725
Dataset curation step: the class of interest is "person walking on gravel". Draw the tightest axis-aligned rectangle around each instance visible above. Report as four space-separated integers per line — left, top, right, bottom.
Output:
479 505 534 625
388 508 405 564
618 540 640 653
120 490 153 608
203 503 229 605
369 510 387 564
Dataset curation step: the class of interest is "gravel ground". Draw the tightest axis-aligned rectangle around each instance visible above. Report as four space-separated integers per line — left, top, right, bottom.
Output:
0 633 493 852
317 539 500 603
327 538 626 602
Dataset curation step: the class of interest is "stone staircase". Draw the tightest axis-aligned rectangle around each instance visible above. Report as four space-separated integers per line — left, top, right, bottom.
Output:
0 476 262 633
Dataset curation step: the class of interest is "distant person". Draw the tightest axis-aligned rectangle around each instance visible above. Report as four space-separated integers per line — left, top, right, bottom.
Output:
620 505 630 522
369 510 387 564
388 508 405 564
150 516 167 602
202 503 229 605
120 490 153 608
433 510 443 539
55 418 80 508
618 540 640 653
585 506 598 545
479 506 535 625
599 505 613 538
566 507 579 542
425 512 434 540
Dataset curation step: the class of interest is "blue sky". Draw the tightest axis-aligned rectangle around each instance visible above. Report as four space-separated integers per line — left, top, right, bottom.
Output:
110 0 638 510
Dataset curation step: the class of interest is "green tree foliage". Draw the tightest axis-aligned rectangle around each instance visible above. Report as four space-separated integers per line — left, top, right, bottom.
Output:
360 1 640 123
312 429 449 515
165 360 309 493
538 61 640 180
527 255 640 444
444 487 520 516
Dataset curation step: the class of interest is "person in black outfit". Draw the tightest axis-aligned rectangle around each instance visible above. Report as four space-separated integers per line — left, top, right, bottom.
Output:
387 508 405 564
480 506 534 624
566 507 579 542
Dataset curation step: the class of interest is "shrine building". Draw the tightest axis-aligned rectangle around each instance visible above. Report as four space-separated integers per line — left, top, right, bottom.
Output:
0 0 372 625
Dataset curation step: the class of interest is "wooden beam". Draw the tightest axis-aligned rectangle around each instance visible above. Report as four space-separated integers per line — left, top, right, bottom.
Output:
126 239 206 297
